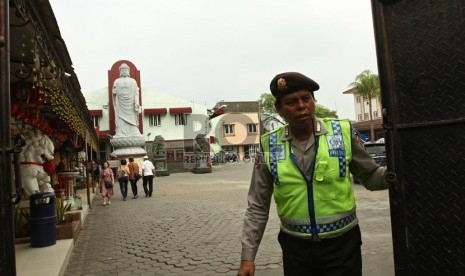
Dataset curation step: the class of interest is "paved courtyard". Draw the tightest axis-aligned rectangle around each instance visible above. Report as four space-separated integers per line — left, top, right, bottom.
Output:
64 162 393 276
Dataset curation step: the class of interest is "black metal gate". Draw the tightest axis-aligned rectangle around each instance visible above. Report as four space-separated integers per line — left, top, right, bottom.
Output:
371 0 465 275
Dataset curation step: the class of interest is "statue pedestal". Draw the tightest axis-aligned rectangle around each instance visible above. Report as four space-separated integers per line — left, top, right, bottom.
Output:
110 135 146 158
192 154 211 174
111 147 147 158
57 172 80 208
153 155 169 176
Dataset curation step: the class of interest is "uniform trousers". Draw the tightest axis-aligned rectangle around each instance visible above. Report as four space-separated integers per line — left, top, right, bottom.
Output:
278 224 362 276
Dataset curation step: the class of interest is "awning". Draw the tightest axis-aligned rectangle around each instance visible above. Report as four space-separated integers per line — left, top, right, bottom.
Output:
144 108 168 115
209 108 225 120
354 128 369 146
169 107 192 114
89 110 103 116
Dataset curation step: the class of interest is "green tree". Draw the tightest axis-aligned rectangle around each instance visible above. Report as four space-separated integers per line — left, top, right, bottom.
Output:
259 93 276 114
316 104 338 118
258 93 338 118
349 70 380 142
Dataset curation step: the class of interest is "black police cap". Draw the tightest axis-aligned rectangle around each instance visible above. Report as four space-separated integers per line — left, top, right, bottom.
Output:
269 72 320 98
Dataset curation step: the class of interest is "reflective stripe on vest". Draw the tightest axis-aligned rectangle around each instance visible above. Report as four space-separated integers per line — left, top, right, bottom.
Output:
330 120 347 177
281 210 357 237
269 132 280 186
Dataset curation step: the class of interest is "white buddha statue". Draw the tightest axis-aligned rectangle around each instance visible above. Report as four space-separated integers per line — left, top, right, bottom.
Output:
109 63 146 158
112 63 142 137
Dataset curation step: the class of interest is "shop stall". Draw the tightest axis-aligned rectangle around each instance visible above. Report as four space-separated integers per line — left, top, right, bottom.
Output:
0 0 98 274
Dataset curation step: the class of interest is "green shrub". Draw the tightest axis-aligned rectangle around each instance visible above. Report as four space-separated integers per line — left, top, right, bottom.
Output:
55 199 71 225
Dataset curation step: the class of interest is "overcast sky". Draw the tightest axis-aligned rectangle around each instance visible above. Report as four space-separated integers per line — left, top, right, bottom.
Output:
49 0 378 120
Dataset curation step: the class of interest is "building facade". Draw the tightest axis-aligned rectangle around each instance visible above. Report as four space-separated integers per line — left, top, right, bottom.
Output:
208 101 260 161
343 88 384 141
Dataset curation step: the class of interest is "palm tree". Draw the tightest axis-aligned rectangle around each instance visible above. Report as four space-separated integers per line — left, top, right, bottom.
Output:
349 70 380 142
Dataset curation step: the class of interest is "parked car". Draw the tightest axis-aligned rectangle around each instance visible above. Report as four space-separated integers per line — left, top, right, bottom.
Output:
363 142 386 166
353 141 386 184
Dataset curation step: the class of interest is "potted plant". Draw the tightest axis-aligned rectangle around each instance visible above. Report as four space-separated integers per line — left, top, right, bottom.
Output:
55 198 71 225
55 198 74 240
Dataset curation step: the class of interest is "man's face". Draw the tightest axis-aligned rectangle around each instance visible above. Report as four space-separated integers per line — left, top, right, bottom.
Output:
275 90 315 128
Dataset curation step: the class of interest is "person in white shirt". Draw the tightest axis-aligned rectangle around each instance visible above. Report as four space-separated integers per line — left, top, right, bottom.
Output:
141 155 156 197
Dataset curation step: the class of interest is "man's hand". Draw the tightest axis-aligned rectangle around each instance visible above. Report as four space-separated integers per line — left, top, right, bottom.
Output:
237 260 255 276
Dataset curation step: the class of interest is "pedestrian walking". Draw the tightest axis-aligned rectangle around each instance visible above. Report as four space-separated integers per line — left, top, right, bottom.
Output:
117 159 130 201
141 155 155 197
237 72 389 276
128 157 141 199
99 161 115 206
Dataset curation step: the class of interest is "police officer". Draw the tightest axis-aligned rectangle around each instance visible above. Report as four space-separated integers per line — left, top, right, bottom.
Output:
237 72 388 276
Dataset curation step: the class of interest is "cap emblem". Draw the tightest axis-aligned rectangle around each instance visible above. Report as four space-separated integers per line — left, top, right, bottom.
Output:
277 78 287 91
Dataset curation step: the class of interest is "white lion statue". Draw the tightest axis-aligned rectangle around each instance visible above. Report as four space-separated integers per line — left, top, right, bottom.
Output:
19 129 55 195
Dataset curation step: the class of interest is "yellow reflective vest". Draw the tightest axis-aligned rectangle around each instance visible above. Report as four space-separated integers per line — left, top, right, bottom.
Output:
261 118 358 239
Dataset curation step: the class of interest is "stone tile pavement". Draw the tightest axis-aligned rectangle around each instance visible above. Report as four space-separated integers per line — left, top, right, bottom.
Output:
63 162 394 276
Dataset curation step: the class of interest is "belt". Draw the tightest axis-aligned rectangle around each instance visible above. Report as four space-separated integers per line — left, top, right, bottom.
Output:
280 224 360 243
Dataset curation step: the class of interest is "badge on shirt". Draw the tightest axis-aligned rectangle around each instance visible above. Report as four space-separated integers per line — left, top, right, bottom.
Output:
326 134 345 157
270 144 286 161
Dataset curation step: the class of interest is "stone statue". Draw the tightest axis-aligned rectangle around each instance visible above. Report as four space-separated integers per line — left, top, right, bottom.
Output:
192 134 211 173
112 63 141 137
151 135 169 176
19 129 55 195
194 134 209 153
110 63 146 157
152 135 165 156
